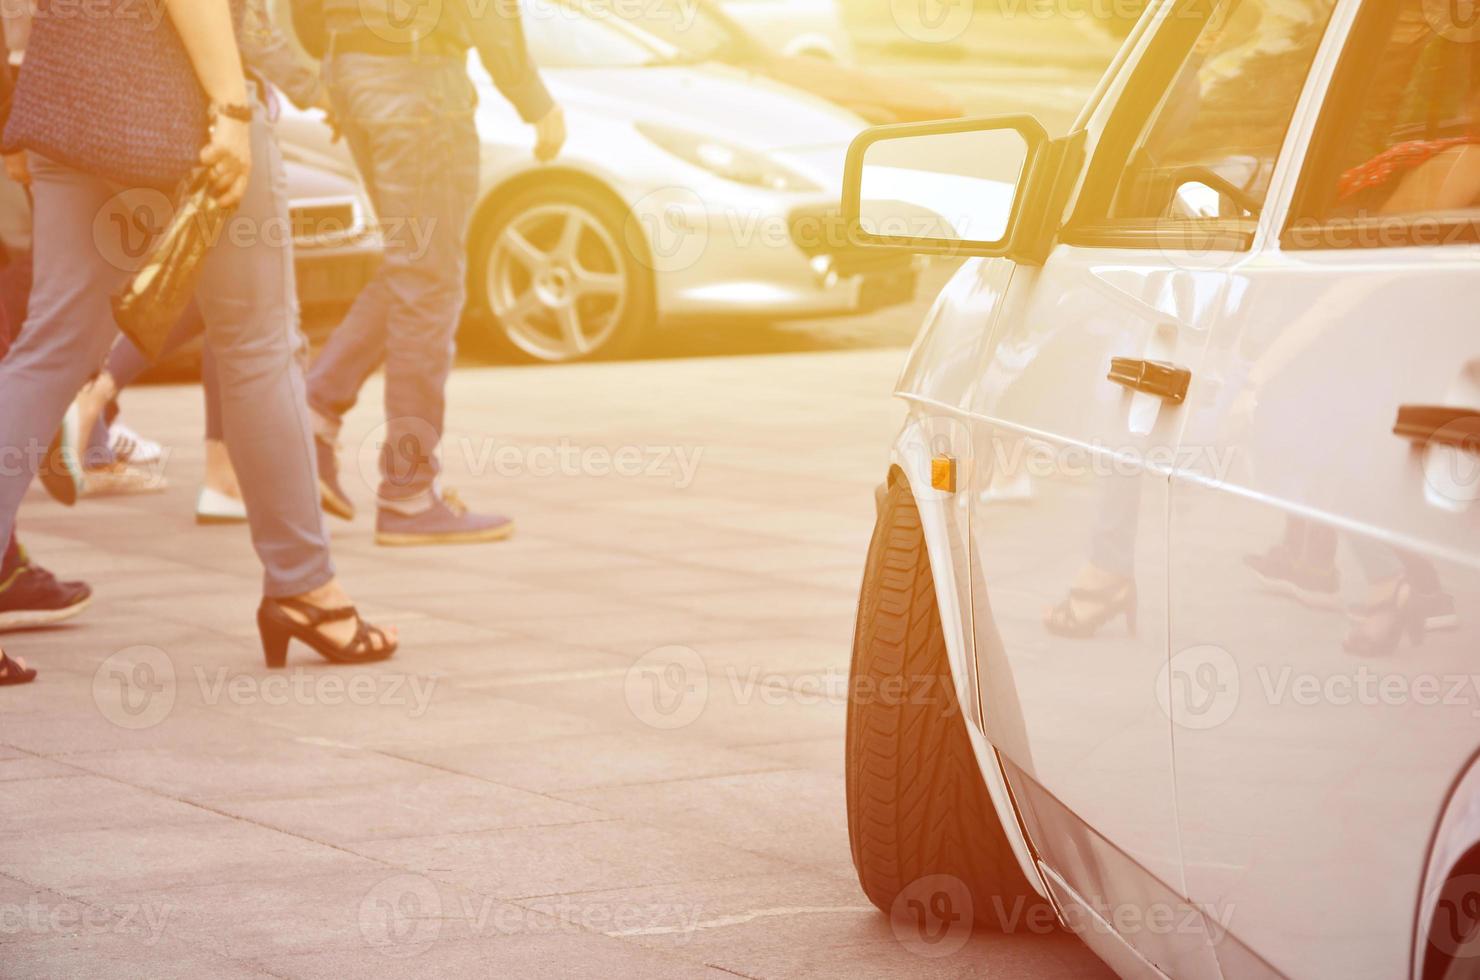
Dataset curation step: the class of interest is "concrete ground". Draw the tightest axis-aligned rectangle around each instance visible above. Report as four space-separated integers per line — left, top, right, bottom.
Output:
0 351 1112 978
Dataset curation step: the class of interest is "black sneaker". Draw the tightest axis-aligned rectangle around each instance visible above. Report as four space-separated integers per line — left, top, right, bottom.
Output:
1242 546 1341 609
0 559 92 631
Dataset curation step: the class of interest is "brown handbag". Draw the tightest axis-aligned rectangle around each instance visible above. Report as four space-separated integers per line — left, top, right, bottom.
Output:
110 168 234 361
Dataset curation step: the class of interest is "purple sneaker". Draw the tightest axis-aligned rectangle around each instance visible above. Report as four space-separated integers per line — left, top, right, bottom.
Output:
315 435 355 521
375 489 514 547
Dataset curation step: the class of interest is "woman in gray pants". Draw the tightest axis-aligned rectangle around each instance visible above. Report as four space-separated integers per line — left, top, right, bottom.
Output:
0 0 395 669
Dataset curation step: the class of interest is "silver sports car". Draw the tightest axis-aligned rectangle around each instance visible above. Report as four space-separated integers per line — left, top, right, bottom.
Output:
275 0 917 363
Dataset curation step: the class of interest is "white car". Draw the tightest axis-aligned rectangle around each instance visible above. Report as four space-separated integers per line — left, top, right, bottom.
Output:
720 0 853 61
276 0 913 363
840 0 1480 978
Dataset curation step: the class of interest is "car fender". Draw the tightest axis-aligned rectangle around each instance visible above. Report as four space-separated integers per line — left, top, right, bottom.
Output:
885 419 1049 904
1412 751 1480 979
883 255 1049 900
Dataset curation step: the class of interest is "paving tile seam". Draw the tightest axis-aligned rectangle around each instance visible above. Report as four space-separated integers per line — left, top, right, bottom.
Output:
543 766 801 797
28 754 422 871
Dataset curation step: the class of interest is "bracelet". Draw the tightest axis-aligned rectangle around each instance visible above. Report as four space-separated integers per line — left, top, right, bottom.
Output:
211 102 254 123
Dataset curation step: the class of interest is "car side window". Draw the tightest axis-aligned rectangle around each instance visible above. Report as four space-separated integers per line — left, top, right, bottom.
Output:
1071 0 1335 244
1285 0 1480 248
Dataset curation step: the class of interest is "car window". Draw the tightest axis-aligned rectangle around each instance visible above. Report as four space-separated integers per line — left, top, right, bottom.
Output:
586 0 742 62
521 1 662 68
1099 0 1336 225
1289 0 1480 242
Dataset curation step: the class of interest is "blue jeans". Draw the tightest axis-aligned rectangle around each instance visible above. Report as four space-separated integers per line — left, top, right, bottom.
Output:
0 108 334 598
307 53 482 505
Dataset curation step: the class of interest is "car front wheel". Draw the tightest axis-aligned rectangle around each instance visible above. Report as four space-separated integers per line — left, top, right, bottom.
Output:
470 182 654 363
846 480 1048 929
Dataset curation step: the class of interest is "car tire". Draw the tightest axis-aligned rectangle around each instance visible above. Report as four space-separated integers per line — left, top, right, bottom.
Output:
468 182 654 364
1423 853 1480 980
846 480 1048 929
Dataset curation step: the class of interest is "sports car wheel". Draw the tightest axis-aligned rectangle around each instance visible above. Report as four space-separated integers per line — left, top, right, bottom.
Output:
471 183 653 363
846 480 1047 929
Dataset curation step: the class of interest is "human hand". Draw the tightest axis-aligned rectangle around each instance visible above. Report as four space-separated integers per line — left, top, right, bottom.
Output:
200 114 251 208
533 105 566 163
4 152 29 188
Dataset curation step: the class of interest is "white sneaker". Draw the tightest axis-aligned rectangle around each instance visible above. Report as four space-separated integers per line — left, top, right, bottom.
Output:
108 422 163 465
196 486 248 525
79 462 168 498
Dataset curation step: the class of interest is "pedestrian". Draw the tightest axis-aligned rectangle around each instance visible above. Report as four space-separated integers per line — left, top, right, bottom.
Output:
0 23 91 668
295 0 566 544
0 0 397 668
34 0 338 522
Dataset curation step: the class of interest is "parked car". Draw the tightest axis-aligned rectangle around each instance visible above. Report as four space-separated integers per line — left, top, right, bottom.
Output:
590 0 963 124
276 0 919 364
720 0 852 61
275 144 382 319
839 0 1480 977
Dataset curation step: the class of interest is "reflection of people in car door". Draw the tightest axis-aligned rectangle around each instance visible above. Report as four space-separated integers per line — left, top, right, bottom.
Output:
1244 16 1474 656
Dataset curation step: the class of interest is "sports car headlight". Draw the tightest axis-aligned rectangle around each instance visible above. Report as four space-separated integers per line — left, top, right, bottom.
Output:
636 123 819 192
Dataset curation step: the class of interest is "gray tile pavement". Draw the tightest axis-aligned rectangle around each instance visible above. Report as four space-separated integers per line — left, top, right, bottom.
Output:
0 351 1112 977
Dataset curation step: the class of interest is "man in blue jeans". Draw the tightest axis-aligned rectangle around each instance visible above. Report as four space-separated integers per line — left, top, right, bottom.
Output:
300 0 565 545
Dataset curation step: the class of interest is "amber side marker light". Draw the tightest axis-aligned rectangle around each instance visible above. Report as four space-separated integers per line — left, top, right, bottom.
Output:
931 455 957 493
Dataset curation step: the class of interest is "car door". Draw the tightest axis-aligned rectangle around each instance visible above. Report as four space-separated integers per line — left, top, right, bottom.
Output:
964 0 1337 974
1167 3 1480 977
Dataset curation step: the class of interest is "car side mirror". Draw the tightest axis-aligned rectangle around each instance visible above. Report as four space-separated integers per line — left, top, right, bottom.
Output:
841 115 1083 266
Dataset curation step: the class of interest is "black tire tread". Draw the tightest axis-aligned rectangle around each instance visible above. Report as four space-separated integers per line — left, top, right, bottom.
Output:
845 480 1044 928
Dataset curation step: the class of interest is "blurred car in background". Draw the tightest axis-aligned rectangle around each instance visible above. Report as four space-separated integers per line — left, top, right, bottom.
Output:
0 148 379 377
276 146 383 320
276 0 920 364
591 0 963 124
718 0 852 61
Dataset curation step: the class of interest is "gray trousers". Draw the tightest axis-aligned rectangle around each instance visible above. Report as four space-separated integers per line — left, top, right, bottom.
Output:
0 111 335 598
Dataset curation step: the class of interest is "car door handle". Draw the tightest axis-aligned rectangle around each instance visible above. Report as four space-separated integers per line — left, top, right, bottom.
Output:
1107 358 1192 404
1393 405 1480 453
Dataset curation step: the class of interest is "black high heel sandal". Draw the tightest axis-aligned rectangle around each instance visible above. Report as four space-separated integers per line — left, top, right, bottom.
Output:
0 651 37 686
1044 579 1138 639
257 597 397 669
